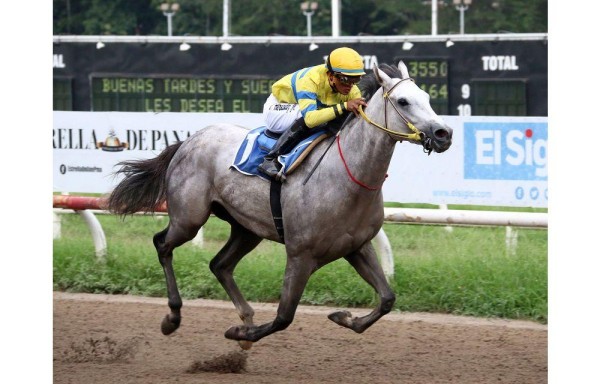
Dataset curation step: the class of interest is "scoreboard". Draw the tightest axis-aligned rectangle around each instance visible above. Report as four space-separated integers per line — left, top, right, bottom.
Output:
90 76 276 112
53 36 547 117
405 59 449 114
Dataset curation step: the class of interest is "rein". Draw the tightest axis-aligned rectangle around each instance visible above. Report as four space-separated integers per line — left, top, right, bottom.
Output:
357 77 433 154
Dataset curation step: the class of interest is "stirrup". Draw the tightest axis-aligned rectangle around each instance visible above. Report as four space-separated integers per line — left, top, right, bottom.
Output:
258 158 285 181
274 169 287 182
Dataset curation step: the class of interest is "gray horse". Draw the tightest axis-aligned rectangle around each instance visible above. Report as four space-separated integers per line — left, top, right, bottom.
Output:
108 62 453 349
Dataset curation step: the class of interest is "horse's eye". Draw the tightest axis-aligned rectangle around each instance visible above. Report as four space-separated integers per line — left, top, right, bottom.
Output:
398 98 409 107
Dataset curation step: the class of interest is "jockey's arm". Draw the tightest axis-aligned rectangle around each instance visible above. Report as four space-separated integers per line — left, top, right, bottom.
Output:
299 87 364 128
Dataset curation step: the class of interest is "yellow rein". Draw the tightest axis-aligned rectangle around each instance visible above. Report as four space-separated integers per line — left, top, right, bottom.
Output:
356 79 423 142
357 105 421 141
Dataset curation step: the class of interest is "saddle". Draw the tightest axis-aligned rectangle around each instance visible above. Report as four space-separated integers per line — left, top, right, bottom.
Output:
231 126 330 180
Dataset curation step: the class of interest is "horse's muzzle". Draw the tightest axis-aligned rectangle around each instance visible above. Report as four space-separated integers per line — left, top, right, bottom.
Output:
428 123 453 153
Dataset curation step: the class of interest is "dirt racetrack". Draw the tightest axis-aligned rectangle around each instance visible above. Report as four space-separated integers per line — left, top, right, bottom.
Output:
54 292 547 384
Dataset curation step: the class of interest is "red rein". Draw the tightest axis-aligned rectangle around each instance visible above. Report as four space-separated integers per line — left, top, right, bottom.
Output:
336 135 387 191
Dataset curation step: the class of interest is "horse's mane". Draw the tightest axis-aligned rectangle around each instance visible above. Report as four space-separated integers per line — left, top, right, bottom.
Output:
358 63 403 102
338 63 403 127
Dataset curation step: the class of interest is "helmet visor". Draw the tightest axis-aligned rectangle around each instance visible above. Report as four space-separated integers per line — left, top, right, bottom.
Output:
334 73 362 86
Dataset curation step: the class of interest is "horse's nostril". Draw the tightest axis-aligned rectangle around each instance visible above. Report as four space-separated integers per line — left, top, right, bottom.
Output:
435 129 449 139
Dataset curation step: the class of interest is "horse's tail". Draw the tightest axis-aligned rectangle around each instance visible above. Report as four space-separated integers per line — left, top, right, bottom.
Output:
107 141 184 216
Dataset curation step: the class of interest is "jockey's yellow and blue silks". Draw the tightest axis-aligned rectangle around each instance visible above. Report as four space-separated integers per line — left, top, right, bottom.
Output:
271 64 362 128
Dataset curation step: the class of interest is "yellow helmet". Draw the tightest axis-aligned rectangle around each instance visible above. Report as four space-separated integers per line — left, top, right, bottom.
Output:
326 47 366 76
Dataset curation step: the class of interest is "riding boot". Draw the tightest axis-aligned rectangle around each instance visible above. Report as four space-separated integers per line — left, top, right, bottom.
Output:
258 118 309 180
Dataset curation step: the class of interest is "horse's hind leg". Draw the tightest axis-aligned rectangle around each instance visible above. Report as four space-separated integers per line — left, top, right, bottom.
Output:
209 223 263 349
154 220 202 335
328 242 396 333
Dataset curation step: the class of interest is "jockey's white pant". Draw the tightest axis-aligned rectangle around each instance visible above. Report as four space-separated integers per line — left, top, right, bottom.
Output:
262 94 303 134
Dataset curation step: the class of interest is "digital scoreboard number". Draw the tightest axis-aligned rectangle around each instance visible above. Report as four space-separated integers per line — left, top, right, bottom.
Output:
91 76 277 113
403 59 449 115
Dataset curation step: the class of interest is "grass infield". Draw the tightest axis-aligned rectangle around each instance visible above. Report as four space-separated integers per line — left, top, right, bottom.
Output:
53 211 547 323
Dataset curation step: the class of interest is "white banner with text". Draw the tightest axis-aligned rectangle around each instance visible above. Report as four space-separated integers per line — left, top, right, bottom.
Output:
53 112 547 208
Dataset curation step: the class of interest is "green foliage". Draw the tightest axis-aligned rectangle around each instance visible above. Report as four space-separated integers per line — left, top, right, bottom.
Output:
54 0 163 35
53 0 547 36
53 212 547 323
150 0 224 36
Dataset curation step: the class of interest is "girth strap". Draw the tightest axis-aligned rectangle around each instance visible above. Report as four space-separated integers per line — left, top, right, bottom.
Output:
269 181 285 242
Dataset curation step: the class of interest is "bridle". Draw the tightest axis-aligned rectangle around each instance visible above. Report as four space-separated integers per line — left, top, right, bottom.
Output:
357 77 434 154
309 76 435 190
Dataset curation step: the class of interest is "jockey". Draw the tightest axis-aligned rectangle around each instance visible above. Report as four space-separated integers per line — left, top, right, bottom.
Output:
258 46 368 180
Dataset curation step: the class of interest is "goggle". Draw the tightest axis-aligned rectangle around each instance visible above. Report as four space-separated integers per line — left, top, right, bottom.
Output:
334 73 361 86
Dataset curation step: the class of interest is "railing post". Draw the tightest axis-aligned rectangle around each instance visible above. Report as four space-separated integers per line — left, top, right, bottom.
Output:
439 204 453 232
373 228 394 280
505 226 518 256
77 210 107 259
53 212 62 239
191 227 204 248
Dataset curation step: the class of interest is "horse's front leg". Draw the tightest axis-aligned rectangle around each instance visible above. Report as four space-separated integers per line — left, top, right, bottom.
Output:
328 242 396 333
224 256 315 343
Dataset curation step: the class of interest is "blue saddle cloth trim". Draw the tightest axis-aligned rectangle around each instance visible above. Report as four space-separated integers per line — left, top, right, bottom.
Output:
231 126 326 179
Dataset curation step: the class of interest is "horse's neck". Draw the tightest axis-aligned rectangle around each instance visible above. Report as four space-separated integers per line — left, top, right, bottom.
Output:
337 110 396 187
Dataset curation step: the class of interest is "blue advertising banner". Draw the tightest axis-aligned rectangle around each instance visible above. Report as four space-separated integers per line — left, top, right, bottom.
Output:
464 122 547 181
384 116 548 208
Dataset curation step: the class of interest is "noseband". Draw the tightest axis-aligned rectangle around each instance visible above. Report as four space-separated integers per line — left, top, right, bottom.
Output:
357 77 434 154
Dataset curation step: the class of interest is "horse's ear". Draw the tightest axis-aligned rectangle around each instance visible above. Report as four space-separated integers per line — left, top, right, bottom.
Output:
397 61 410 79
373 65 391 86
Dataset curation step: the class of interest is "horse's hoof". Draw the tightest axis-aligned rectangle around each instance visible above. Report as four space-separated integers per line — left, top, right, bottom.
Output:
328 310 353 328
238 340 253 350
225 325 241 340
161 314 181 335
225 325 251 341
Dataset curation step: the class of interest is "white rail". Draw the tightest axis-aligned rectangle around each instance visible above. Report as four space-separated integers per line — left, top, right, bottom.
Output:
383 207 547 228
54 207 547 279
